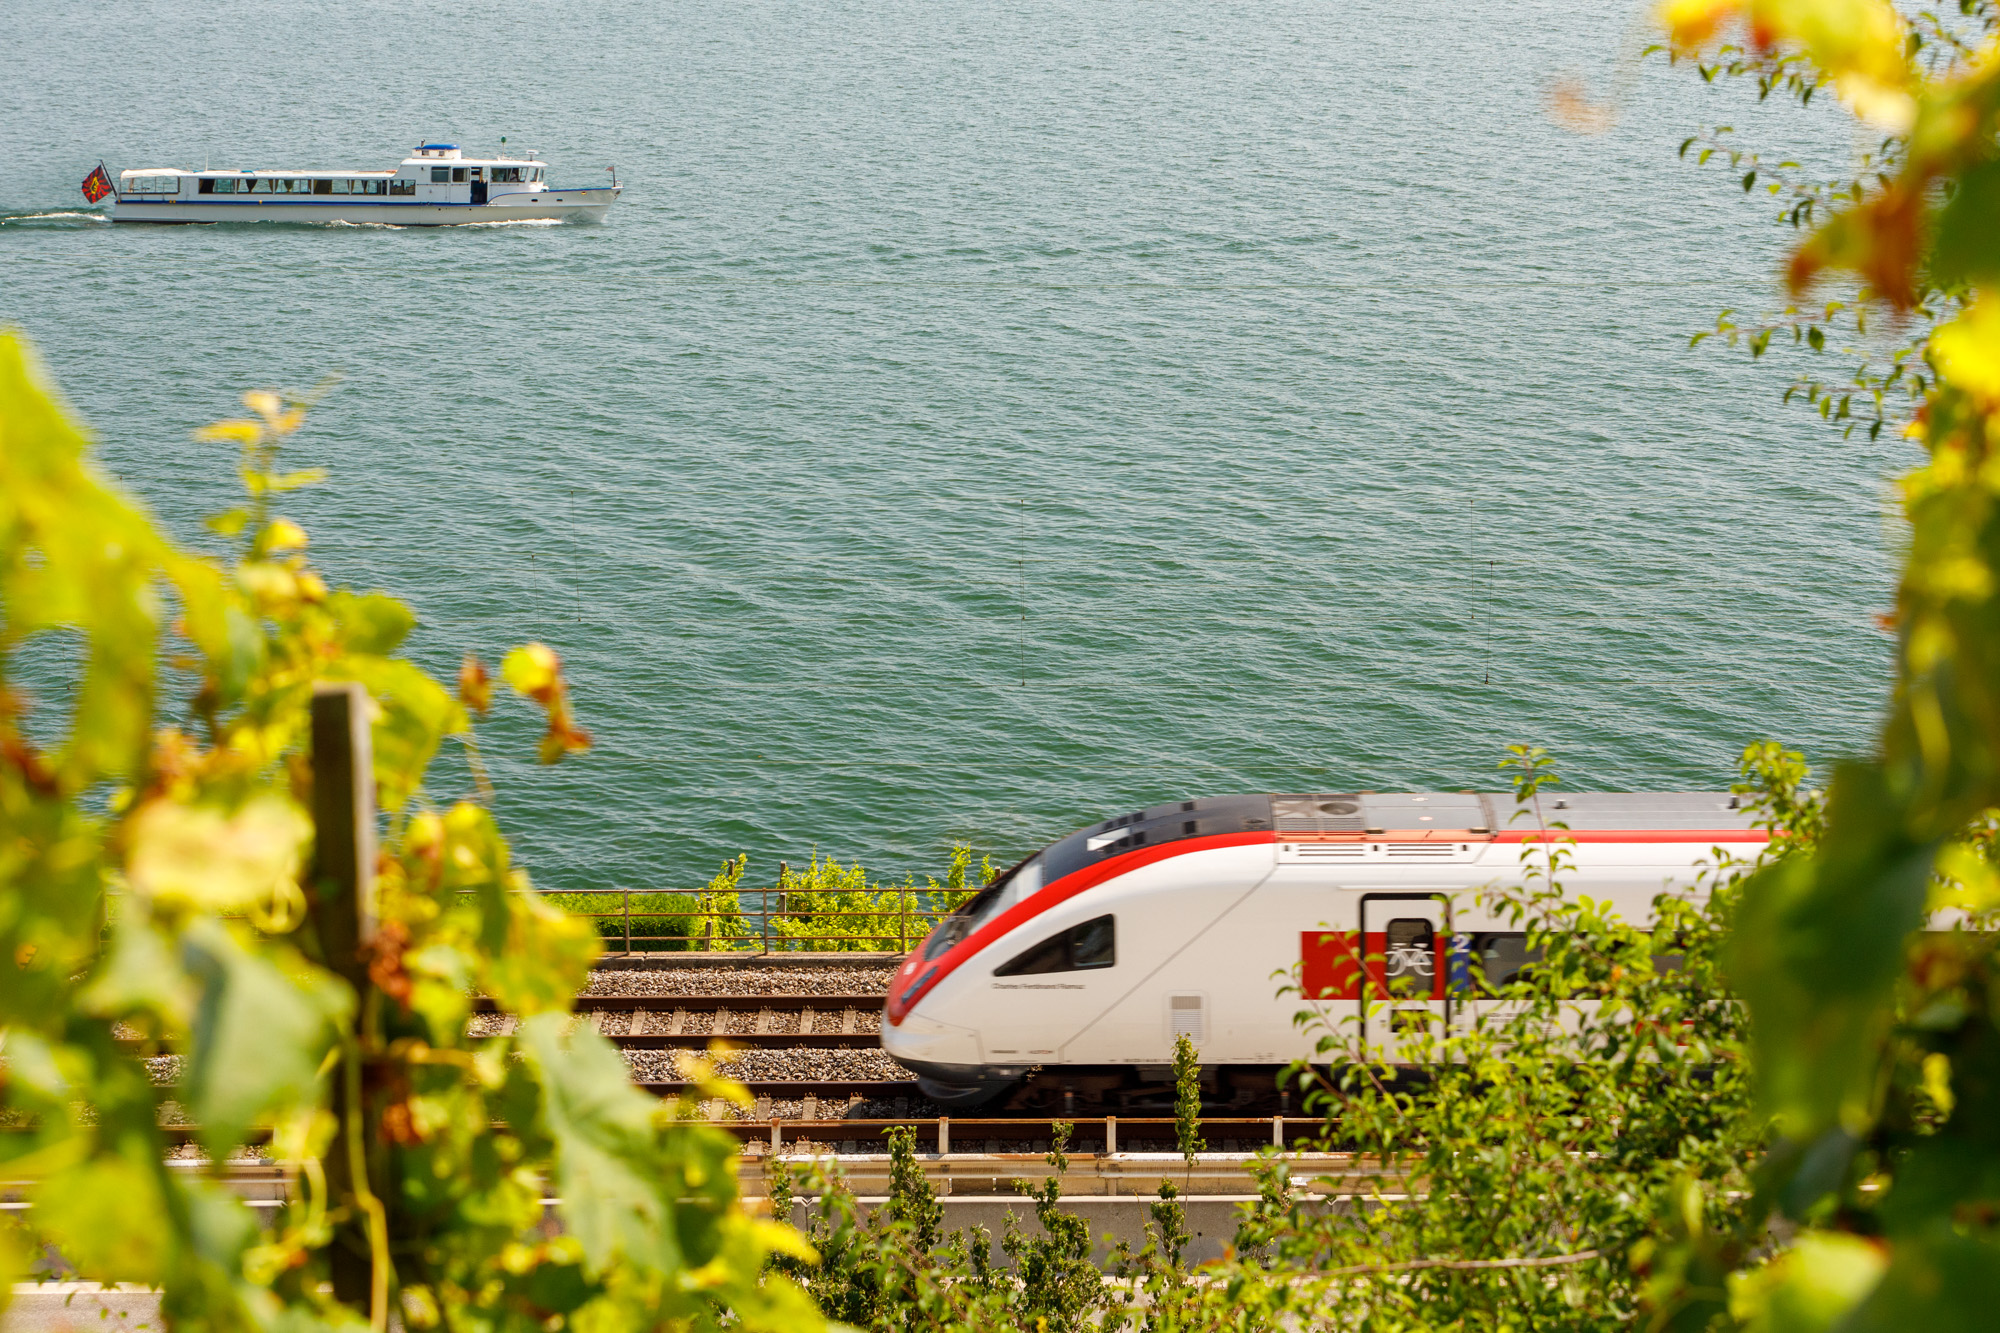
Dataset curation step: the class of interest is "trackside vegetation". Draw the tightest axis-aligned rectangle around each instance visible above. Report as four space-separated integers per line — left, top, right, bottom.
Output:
545 846 990 953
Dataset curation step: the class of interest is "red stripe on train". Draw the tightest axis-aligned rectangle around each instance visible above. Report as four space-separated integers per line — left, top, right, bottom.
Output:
886 830 1276 1026
1491 829 1768 843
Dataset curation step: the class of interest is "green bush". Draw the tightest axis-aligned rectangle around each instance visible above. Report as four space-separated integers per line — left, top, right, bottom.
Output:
543 891 700 951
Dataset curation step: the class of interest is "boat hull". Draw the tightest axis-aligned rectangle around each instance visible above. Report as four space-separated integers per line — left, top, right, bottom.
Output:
108 187 619 226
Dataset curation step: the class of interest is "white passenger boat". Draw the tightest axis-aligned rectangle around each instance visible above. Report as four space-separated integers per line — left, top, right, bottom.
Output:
93 144 619 225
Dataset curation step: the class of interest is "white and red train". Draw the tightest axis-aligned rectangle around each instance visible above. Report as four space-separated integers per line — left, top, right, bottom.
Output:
882 791 1764 1109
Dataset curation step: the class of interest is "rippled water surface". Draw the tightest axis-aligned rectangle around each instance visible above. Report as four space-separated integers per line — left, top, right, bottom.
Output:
2 0 1897 888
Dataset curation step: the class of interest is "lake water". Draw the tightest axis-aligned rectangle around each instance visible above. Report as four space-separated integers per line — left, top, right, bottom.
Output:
2 0 1898 891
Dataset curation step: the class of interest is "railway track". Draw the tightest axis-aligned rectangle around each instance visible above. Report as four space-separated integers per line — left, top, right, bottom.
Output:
474 993 886 1050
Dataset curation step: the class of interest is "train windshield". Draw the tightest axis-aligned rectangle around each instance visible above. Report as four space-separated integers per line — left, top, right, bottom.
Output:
922 854 1045 960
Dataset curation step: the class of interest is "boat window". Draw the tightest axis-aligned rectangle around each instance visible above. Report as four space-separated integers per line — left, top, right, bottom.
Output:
389 180 415 196
993 914 1117 977
312 179 332 195
492 167 521 183
451 167 468 183
431 167 449 184
125 175 179 194
208 178 233 194
529 167 542 182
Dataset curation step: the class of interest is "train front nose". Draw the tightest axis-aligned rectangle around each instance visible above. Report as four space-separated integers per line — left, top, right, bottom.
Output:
882 1011 1021 1109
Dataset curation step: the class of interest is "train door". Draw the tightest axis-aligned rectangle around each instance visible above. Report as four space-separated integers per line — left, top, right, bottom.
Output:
1358 892 1451 1064
1296 891 1454 1064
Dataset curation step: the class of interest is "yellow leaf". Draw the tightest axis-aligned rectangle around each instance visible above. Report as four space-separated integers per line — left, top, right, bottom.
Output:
262 518 308 552
1659 0 1734 46
126 792 311 911
195 419 262 445
1934 842 2000 910
1931 294 2000 401
1921 1051 1955 1115
750 1217 818 1263
502 642 562 698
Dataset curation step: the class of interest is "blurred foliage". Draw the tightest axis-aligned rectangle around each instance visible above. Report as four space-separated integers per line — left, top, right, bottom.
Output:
0 334 819 1332
1643 1 2000 1327
1659 2 2000 439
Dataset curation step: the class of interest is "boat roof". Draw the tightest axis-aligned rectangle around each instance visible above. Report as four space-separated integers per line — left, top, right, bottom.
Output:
120 144 541 176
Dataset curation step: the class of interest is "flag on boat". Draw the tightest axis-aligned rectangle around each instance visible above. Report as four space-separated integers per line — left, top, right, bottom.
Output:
80 164 113 203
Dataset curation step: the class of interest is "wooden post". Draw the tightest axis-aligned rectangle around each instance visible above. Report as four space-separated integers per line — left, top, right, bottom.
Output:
1272 1116 1284 1149
622 888 631 955
307 683 380 1311
309 682 376 987
937 1116 950 1156
1104 1116 1117 1155
899 888 908 954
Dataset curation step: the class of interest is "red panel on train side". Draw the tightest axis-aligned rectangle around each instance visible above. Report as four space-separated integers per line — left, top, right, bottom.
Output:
1299 930 1445 1001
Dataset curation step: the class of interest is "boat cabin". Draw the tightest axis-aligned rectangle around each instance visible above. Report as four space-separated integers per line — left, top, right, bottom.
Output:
117 144 550 206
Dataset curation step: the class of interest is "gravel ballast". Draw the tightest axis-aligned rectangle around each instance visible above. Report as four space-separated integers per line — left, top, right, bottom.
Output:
582 966 896 998
624 1046 912 1084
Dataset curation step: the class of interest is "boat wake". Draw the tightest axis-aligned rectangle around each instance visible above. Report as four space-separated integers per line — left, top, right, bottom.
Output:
0 210 110 226
311 216 569 230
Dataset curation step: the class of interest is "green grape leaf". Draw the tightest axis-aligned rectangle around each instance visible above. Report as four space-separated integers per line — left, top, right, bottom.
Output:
328 590 417 655
515 1012 688 1278
1930 161 2000 288
180 920 351 1159
1726 761 1933 1142
1839 1227 2000 1333
79 913 195 1030
339 657 468 812
32 1154 172 1285
1727 1231 1886 1333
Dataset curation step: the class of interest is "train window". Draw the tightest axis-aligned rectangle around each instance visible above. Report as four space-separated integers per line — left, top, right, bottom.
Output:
1072 915 1114 968
1384 918 1435 998
994 914 1116 976
922 915 970 961
956 855 1045 936
1466 932 1541 990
